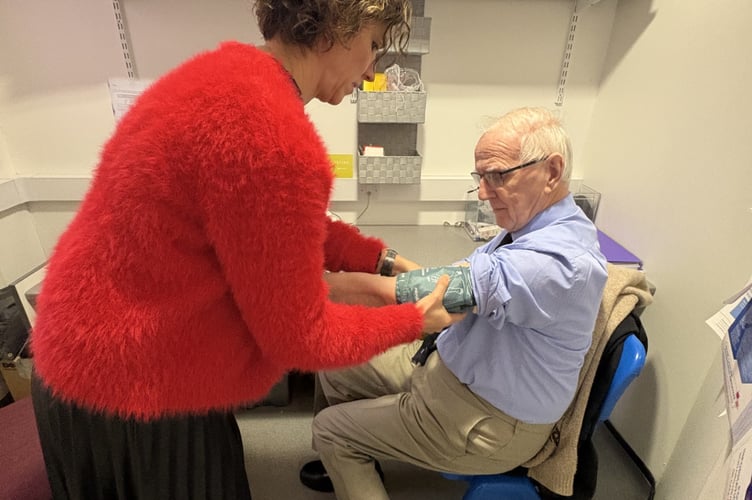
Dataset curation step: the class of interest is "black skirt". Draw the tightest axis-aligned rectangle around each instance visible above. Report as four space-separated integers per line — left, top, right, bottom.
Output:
31 373 252 500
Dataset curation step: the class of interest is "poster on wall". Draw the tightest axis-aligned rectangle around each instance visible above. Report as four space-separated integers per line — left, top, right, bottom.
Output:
724 426 752 500
707 276 752 499
709 278 752 445
107 78 153 121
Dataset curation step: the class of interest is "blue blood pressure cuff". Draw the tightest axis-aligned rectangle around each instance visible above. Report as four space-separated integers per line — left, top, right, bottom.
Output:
395 266 476 313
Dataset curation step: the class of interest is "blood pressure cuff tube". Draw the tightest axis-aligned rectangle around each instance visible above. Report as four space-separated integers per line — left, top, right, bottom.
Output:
395 266 476 313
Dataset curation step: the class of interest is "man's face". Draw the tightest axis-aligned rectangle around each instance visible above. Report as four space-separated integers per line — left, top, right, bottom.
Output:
473 131 553 232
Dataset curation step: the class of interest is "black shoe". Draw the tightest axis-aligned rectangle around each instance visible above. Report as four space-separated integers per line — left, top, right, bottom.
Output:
299 459 384 492
300 460 332 492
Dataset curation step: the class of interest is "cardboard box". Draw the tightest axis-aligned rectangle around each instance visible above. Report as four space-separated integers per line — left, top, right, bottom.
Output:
1 283 33 402
0 358 32 401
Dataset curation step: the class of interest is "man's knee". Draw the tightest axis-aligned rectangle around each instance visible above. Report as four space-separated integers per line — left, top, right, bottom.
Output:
317 367 359 406
316 370 338 405
317 369 337 394
311 406 338 452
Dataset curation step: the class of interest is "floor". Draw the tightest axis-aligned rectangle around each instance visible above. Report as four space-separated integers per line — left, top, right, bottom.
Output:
236 373 654 500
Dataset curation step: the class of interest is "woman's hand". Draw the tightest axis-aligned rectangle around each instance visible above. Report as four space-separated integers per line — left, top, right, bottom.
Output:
415 275 467 334
324 272 396 306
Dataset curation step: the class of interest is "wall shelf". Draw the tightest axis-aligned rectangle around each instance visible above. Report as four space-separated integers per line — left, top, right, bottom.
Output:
357 153 422 184
357 1 429 185
387 16 431 55
357 90 427 123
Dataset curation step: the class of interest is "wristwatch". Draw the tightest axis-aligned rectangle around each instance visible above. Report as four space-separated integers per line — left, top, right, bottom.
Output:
380 248 398 276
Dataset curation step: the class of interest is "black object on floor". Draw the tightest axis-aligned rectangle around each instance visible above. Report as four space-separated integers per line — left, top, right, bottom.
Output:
300 459 384 493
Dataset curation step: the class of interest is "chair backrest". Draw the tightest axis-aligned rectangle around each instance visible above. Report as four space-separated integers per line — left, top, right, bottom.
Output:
578 311 648 444
599 334 646 421
557 312 648 500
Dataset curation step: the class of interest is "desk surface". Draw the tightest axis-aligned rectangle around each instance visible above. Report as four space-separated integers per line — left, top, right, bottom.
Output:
356 224 484 267
23 226 485 306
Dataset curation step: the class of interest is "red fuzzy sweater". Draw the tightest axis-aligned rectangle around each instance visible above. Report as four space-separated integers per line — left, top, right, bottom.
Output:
32 42 424 420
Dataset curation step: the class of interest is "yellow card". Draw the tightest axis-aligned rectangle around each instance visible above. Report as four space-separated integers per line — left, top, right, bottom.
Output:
329 154 354 178
362 73 386 92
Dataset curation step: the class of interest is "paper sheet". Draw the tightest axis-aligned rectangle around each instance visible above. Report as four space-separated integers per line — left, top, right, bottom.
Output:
707 275 752 498
107 77 152 121
707 276 752 340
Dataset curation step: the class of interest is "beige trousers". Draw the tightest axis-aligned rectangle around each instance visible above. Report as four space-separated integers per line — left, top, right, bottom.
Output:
311 339 555 500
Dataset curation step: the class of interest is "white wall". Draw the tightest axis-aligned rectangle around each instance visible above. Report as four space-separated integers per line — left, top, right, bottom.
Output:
339 0 618 224
0 0 615 225
0 134 11 179
0 1 124 176
421 0 616 177
0 206 46 286
0 0 614 178
582 0 752 495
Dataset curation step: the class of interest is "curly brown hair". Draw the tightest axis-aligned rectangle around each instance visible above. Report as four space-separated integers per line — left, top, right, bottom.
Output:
254 0 412 55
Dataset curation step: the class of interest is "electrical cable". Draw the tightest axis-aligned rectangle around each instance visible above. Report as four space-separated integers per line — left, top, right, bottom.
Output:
355 191 371 221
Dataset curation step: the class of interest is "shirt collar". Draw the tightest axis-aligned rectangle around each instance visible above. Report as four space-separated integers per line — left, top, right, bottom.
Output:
507 193 578 241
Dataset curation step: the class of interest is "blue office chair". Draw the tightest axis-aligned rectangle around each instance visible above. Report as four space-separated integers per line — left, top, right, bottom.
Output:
443 312 648 500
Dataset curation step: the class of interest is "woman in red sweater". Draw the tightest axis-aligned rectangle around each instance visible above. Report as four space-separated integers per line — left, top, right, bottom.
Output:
30 1 463 498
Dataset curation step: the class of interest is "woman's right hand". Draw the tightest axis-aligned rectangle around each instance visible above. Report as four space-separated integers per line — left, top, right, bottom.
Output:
415 274 467 334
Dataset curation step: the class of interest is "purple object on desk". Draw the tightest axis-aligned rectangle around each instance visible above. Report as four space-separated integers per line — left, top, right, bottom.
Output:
597 230 642 270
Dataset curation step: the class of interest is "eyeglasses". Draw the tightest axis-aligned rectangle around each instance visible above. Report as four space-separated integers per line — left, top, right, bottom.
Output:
469 156 549 192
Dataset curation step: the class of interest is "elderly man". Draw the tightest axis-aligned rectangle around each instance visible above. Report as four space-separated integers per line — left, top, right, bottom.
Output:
300 107 609 500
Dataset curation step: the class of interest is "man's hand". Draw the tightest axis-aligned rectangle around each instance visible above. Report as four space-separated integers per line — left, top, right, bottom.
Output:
416 275 467 334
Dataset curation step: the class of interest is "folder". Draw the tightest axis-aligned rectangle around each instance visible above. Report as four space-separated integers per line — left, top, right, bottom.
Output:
597 230 642 270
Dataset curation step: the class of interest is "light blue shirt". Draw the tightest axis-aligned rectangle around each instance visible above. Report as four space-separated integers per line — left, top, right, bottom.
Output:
437 195 608 424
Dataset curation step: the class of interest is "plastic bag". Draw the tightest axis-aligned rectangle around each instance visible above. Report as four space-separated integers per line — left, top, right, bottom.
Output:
384 64 424 92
